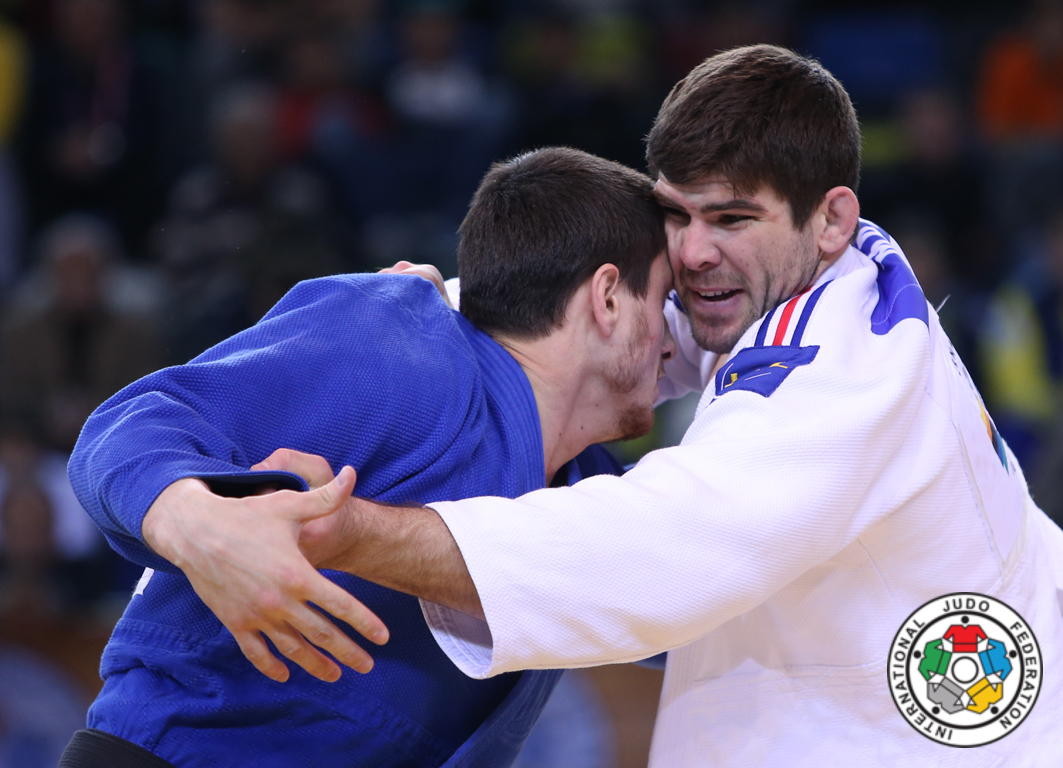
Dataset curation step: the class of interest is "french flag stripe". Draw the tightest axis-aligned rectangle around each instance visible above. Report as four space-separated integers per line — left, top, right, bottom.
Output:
772 290 807 346
790 281 832 347
755 304 779 347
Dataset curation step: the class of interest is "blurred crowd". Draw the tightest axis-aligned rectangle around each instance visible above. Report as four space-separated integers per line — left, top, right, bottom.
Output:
1 0 1063 765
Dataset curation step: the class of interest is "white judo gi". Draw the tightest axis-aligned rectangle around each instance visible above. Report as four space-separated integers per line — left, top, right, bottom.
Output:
423 223 1063 766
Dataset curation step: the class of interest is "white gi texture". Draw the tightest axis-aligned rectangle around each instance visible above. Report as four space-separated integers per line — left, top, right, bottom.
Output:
423 237 1063 766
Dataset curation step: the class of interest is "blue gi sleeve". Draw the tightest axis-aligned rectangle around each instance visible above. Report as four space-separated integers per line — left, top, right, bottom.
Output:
69 274 478 571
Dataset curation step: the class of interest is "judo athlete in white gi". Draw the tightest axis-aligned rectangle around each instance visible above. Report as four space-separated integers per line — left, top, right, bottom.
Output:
171 45 1063 765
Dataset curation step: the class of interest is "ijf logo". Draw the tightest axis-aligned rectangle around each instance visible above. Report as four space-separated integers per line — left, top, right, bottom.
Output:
888 593 1042 747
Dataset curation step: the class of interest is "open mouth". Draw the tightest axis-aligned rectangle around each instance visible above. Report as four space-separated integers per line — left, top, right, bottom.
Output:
696 289 740 302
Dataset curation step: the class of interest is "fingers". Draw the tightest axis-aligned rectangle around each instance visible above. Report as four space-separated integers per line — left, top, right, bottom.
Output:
312 579 390 647
285 601 378 674
230 578 384 682
232 630 291 683
264 621 344 682
287 466 357 522
252 448 337 489
280 565 389 655
405 266 449 306
377 262 451 307
377 260 415 274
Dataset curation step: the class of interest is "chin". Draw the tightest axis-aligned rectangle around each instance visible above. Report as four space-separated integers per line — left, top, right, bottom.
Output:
687 306 757 354
615 404 655 442
691 323 745 355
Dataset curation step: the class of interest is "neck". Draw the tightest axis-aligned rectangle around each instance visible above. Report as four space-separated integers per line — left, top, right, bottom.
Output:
493 331 615 484
808 241 851 288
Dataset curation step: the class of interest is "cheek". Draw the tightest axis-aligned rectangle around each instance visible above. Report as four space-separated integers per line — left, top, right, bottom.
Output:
667 252 687 284
664 222 685 260
646 326 666 367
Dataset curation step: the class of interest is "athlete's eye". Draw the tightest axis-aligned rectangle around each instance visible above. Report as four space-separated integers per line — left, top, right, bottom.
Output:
718 214 751 226
663 207 690 223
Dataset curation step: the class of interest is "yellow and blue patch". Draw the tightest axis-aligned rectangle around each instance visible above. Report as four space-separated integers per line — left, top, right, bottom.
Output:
714 345 820 398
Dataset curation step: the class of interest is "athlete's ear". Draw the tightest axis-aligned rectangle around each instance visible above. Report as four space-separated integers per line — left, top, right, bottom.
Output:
589 263 622 337
815 186 860 256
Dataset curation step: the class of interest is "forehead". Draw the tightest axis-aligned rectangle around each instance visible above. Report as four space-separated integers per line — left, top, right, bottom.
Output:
654 173 790 217
650 250 673 286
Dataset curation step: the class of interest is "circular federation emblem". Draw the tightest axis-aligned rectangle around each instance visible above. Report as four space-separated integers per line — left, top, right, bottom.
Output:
888 593 1042 747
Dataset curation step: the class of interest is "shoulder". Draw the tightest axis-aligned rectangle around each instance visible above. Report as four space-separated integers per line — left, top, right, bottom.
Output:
264 272 448 315
163 273 489 478
710 228 933 410
191 273 482 422
259 273 465 351
764 223 930 351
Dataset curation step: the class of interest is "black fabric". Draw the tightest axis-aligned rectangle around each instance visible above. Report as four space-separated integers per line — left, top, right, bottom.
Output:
59 728 178 768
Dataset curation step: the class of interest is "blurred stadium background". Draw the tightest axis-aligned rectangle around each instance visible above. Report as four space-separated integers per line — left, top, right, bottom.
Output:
1 0 1063 765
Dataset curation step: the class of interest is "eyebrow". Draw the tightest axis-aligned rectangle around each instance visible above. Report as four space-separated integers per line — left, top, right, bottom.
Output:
654 192 768 216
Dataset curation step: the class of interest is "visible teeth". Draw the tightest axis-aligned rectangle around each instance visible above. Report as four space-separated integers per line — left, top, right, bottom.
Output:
699 290 733 298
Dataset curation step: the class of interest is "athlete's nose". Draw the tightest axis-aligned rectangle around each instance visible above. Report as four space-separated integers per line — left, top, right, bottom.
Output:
671 220 722 273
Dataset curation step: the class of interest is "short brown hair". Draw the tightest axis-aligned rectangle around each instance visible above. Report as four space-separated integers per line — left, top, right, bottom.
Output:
646 44 861 228
458 147 666 339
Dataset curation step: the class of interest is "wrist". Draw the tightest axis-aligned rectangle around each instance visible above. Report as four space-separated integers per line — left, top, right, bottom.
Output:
300 496 364 572
141 478 208 567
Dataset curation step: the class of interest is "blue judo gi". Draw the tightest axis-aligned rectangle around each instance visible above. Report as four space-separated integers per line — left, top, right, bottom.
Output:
69 274 621 768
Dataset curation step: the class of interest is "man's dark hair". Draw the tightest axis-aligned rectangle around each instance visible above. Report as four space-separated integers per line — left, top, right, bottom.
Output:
458 147 666 339
646 44 861 228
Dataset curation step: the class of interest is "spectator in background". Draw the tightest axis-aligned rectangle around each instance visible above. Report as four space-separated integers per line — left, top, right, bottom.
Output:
193 0 286 96
0 417 112 614
0 424 118 768
976 0 1063 239
17 0 165 257
352 3 511 272
978 203 1063 469
277 24 395 241
977 0 1063 143
505 12 659 172
1018 211 1063 528
156 82 346 364
0 214 161 453
0 416 108 607
386 5 508 151
860 88 999 287
319 0 387 87
188 0 387 157
0 479 66 617
0 479 57 615
275 27 389 164
0 429 104 768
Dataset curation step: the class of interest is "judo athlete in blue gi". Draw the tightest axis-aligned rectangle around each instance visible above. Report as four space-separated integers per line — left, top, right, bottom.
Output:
59 147 677 768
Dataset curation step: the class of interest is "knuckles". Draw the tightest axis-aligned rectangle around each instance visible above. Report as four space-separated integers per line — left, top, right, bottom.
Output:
275 640 306 658
254 587 288 614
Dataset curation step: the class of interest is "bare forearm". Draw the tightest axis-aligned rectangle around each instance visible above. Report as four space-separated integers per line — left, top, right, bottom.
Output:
323 498 485 620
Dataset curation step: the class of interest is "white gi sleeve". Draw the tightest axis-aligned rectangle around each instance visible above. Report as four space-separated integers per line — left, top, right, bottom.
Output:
421 296 946 679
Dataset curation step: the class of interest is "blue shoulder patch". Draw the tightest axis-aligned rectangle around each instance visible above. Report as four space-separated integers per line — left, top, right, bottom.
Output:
714 345 820 398
856 221 929 335
869 251 929 335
